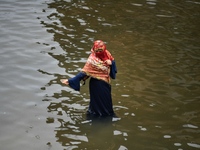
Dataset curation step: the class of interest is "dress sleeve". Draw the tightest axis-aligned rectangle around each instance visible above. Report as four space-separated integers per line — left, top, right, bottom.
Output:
110 60 117 79
68 72 87 91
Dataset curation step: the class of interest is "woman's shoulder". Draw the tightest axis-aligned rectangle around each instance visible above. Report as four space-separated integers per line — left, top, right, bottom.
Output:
105 50 114 60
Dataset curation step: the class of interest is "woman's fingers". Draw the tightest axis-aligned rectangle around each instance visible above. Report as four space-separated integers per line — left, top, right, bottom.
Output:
105 60 111 65
60 79 69 85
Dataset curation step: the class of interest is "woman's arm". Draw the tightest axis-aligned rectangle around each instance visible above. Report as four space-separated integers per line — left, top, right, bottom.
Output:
61 72 88 91
110 60 117 79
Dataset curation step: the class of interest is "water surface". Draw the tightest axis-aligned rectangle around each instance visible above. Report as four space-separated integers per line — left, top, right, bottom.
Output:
0 0 200 149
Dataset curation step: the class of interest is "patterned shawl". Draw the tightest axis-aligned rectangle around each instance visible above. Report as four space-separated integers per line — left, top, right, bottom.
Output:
82 40 114 83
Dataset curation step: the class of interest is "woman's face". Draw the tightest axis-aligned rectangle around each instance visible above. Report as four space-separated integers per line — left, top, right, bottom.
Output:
94 48 103 53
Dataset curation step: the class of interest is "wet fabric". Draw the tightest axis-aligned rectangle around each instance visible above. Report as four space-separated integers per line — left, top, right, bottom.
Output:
68 75 115 116
87 77 114 116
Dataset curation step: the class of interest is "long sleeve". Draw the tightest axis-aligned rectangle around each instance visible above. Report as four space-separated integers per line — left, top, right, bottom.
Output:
110 60 117 79
68 72 87 91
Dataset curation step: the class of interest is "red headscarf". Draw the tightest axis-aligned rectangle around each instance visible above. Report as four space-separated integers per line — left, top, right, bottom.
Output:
92 40 113 61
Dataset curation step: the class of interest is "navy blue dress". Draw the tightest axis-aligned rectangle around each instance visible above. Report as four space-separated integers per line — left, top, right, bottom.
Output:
68 60 117 117
87 77 114 116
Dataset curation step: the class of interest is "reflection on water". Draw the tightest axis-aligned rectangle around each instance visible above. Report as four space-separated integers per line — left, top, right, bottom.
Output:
0 0 200 149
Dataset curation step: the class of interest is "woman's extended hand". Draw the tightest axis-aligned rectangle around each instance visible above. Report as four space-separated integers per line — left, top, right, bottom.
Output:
105 60 112 65
60 79 69 85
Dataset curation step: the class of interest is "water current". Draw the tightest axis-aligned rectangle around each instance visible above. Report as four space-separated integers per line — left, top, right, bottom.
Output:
0 0 200 149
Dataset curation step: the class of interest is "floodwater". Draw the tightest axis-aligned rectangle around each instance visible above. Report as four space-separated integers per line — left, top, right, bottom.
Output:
0 0 200 149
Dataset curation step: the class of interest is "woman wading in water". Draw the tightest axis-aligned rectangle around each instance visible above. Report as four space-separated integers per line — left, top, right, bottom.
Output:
61 40 117 117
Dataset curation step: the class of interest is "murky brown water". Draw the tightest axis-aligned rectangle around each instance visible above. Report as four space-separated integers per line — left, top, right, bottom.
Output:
0 0 200 149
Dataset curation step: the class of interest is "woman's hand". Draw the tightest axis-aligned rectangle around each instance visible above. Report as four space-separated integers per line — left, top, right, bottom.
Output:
60 79 69 85
104 60 112 65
